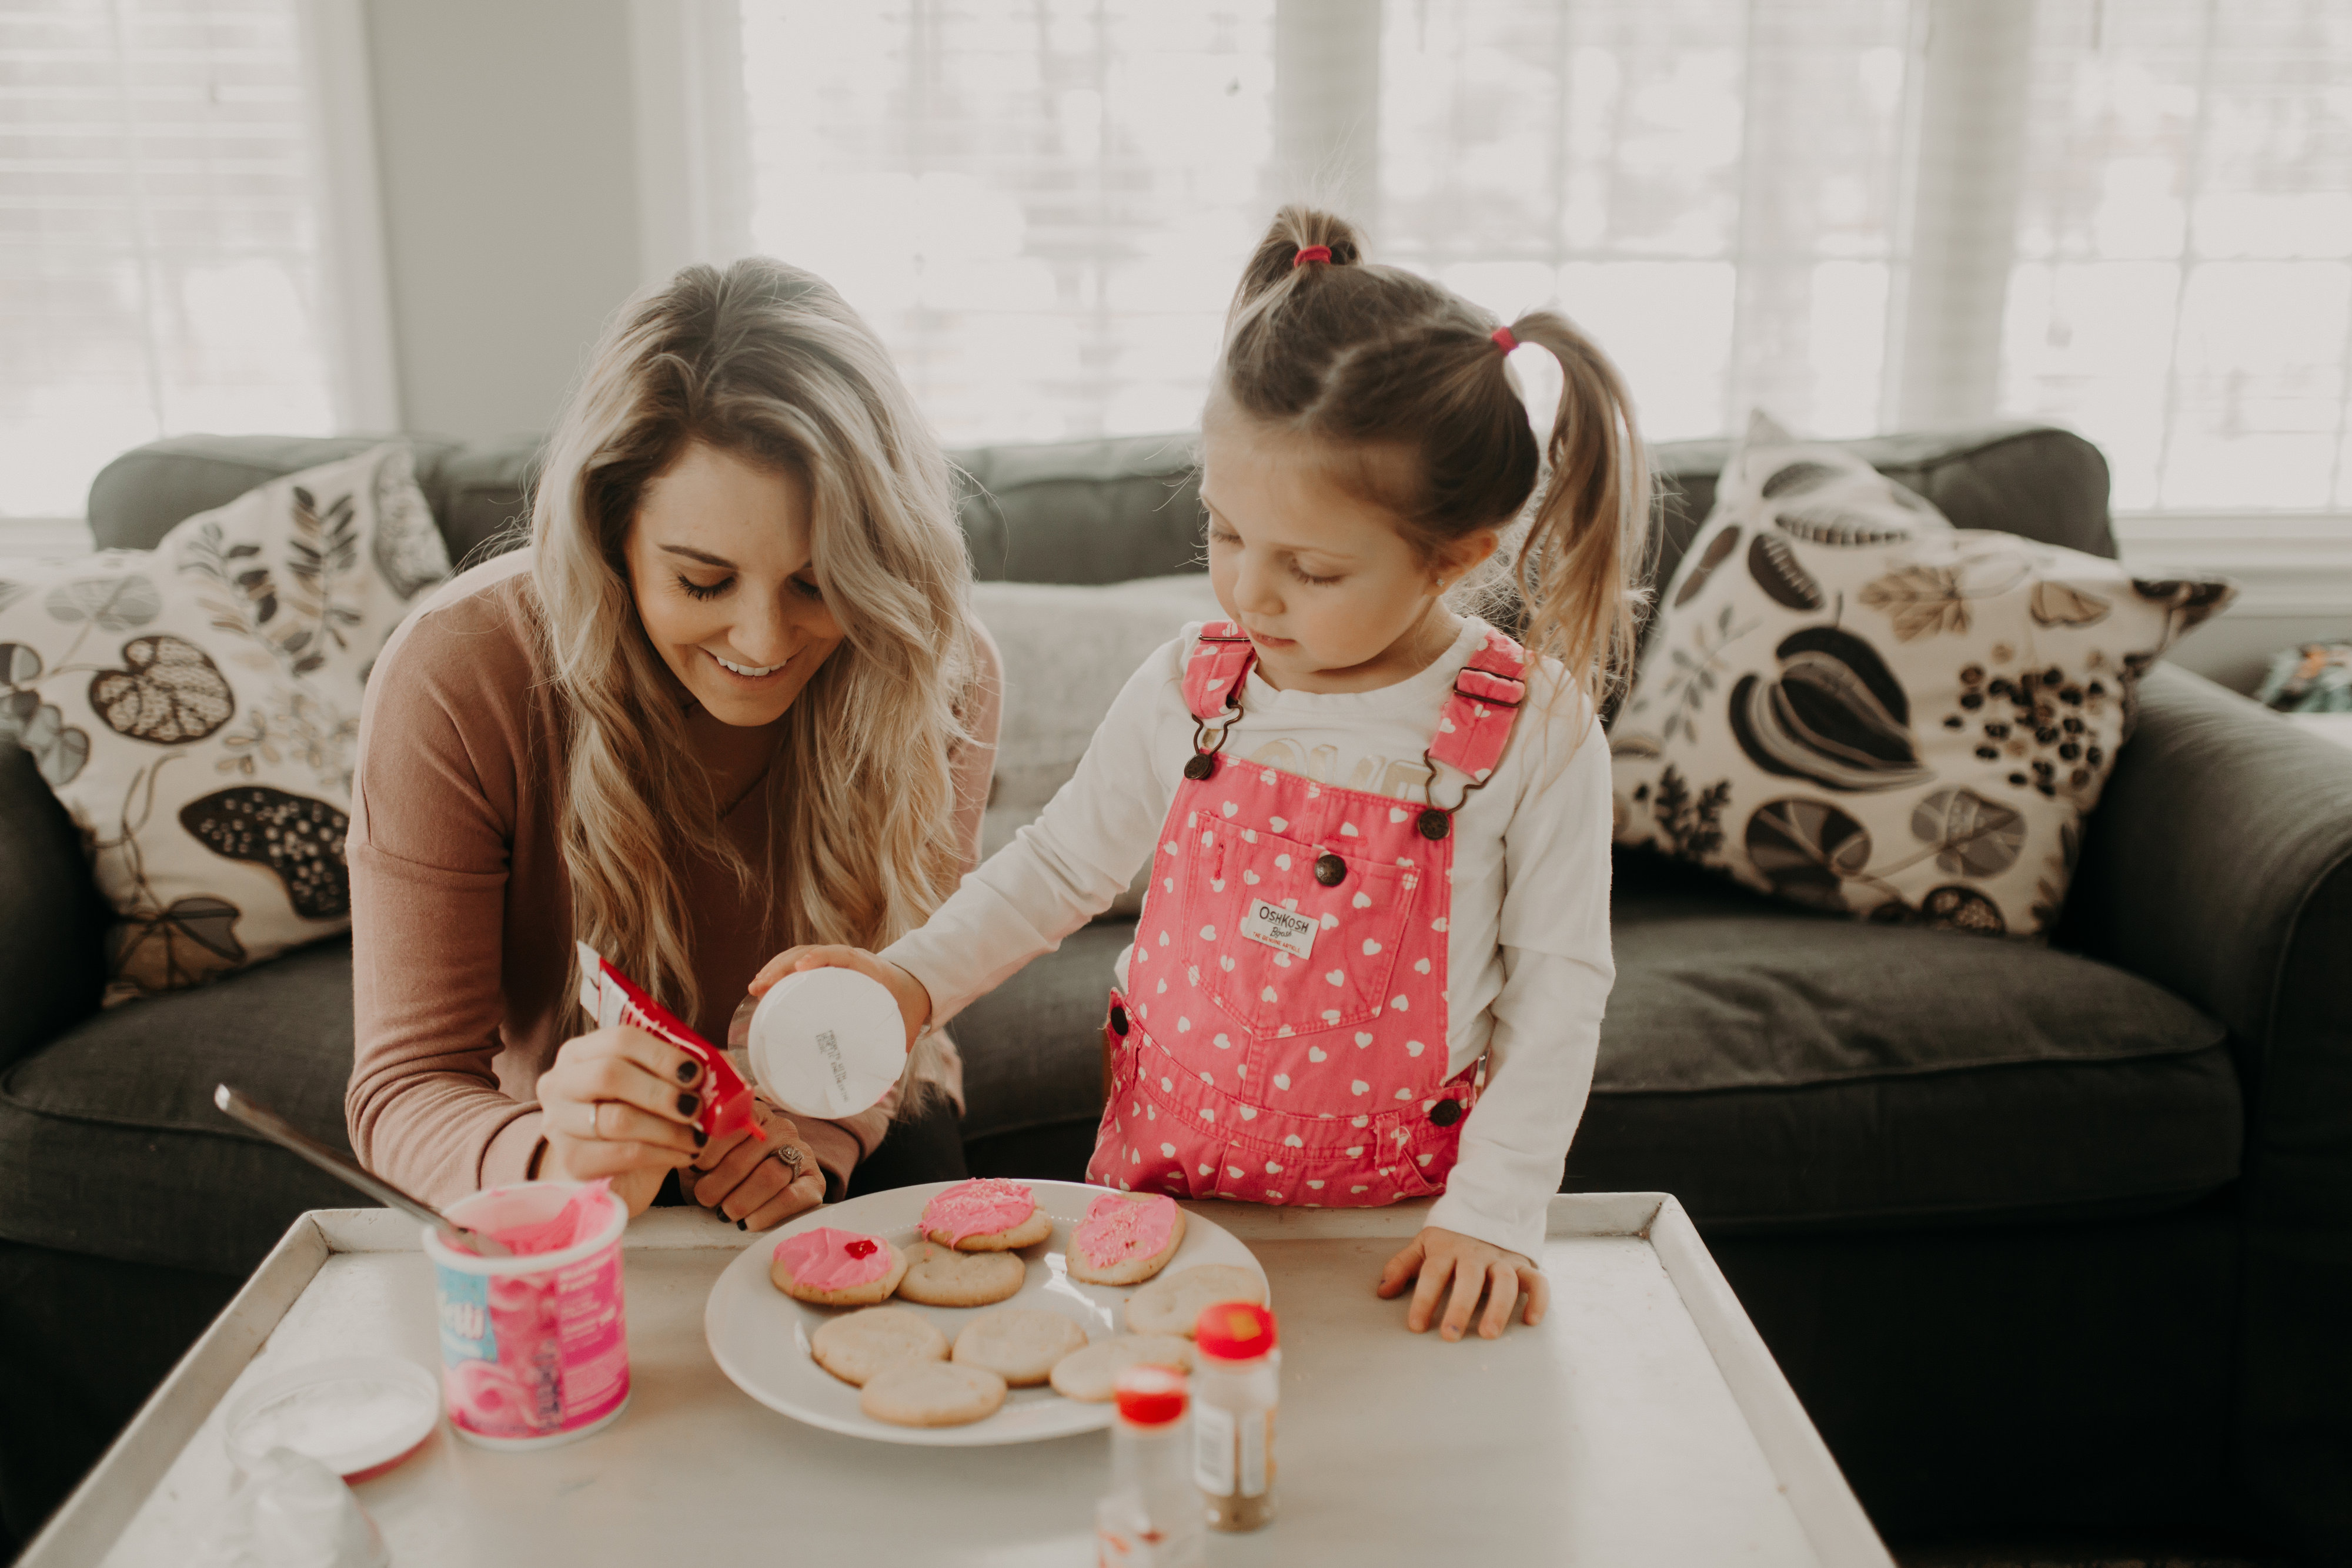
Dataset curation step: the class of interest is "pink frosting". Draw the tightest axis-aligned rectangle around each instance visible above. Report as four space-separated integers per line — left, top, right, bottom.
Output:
920 1178 1037 1243
773 1226 894 1291
1072 1192 1180 1271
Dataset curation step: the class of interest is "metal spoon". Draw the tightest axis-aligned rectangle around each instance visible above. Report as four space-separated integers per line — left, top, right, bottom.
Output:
213 1084 512 1258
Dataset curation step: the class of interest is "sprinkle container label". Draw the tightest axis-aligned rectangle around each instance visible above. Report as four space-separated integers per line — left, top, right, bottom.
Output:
1239 898 1317 961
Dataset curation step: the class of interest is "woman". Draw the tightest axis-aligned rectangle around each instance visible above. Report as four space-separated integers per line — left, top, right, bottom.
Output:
346 258 998 1226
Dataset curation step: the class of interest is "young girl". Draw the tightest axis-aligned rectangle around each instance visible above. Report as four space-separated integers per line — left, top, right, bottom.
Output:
760 207 1647 1342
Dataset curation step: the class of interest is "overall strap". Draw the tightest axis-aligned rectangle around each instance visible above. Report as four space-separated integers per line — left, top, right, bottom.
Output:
1182 621 1257 721
1427 626 1529 784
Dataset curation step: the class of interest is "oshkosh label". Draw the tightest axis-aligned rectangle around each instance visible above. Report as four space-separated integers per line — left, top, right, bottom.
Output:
1240 898 1317 960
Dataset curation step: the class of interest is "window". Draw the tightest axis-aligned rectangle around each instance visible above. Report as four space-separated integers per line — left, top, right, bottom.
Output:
727 0 2351 522
0 0 351 522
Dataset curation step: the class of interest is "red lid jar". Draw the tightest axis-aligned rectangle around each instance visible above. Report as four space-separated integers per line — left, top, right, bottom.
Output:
1193 1301 1277 1362
1112 1364 1188 1426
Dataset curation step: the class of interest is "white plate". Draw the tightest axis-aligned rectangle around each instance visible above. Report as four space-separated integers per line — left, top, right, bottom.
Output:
704 1180 1267 1446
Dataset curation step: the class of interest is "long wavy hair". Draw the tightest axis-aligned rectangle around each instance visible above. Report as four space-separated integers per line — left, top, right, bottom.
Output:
1214 206 1652 717
532 259 974 1088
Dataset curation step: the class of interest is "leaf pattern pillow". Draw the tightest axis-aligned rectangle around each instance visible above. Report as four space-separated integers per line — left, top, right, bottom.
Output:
1611 414 2233 939
0 445 450 1000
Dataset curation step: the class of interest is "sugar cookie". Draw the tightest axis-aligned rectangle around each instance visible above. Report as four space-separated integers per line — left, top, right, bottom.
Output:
951 1308 1088 1387
770 1227 907 1306
1065 1192 1186 1286
809 1306 948 1387
896 1241 1026 1308
860 1361 1007 1428
920 1178 1053 1251
1048 1334 1195 1402
1125 1263 1267 1338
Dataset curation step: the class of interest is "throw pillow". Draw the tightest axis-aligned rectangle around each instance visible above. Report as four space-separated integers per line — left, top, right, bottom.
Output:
970 573 1226 915
1611 414 2233 938
0 444 450 999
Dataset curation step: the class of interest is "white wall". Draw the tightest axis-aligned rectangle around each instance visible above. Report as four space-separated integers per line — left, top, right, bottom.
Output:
362 0 647 440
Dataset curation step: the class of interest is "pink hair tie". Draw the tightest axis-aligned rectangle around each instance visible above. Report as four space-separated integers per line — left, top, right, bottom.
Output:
1491 326 1518 353
1292 245 1332 268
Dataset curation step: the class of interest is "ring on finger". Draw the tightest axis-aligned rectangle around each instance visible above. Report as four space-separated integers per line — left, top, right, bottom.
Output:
590 1100 612 1139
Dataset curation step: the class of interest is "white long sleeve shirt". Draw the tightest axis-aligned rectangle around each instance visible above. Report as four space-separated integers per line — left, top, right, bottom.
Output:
883 616 1615 1259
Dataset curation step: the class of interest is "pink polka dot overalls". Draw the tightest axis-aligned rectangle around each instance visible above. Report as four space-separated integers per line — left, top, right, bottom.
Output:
1088 620 1530 1206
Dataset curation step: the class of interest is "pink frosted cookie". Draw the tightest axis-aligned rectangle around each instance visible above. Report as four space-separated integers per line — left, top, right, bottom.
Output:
920 1178 1053 1252
1064 1192 1187 1286
770 1226 908 1306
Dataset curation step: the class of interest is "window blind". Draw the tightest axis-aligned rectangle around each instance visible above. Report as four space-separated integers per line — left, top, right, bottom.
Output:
0 0 336 520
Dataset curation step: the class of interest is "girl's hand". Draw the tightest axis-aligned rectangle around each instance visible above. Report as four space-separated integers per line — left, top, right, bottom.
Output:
537 1024 706 1215
1377 1226 1550 1341
688 1096 826 1230
750 944 934 1048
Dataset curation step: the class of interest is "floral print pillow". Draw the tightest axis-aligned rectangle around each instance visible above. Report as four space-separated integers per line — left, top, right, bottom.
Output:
1611 415 2232 939
0 445 449 1000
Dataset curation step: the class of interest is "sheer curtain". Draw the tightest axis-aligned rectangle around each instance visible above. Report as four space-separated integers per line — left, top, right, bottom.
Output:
0 0 352 521
729 0 2351 522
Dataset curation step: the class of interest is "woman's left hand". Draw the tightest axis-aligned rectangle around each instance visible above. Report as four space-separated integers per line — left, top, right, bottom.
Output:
1377 1225 1549 1340
687 1095 826 1230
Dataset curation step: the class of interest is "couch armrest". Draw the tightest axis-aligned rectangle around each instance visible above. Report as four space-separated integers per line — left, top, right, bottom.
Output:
0 744 109 1070
2060 662 2352 1558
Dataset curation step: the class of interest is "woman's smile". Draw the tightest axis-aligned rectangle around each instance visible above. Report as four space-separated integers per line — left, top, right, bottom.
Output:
708 647 791 681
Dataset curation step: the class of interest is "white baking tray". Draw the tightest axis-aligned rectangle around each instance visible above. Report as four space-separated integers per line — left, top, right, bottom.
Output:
22 1194 1892 1567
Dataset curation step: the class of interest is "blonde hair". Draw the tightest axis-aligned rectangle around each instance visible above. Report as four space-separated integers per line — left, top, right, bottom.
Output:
532 259 974 1094
1214 206 1652 714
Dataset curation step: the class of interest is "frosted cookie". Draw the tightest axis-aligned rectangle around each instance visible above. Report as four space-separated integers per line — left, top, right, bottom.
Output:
809 1306 948 1387
920 1178 1053 1252
1048 1334 1195 1402
770 1227 907 1307
860 1361 1007 1428
1125 1263 1267 1338
1065 1192 1186 1286
896 1241 1026 1308
951 1308 1089 1387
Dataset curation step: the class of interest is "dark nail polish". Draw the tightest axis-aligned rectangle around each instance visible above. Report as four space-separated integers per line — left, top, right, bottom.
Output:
691 1128 707 1148
676 1059 701 1084
677 1091 699 1116
736 1218 747 1231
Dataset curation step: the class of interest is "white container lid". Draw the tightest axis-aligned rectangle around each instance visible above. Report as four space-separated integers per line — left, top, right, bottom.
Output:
744 967 906 1119
221 1356 440 1481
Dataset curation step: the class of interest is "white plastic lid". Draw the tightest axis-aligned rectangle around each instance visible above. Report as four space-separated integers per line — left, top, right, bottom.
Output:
744 967 906 1119
221 1356 440 1482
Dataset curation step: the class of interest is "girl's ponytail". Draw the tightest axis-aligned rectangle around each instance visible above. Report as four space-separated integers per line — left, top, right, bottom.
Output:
1499 311 1653 716
1228 204 1365 322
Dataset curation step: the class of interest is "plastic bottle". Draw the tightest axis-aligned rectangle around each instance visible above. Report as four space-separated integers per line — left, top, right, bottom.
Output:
1095 1365 1207 1568
1191 1300 1279 1531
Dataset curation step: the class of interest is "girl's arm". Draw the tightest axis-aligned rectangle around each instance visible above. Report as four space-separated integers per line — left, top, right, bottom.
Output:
876 633 1192 1023
1427 696 1617 1263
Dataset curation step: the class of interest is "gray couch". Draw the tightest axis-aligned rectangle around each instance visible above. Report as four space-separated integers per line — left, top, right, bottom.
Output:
3 424 2348 1562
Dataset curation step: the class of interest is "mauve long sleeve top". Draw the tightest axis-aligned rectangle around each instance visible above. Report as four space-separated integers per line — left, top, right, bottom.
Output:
346 550 1001 1206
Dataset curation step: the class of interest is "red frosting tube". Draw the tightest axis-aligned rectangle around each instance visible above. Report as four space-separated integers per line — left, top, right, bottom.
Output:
574 942 764 1144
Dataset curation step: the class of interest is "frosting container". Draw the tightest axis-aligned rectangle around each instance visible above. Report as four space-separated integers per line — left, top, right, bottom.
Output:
576 943 763 1144
742 967 906 1119
422 1180 631 1449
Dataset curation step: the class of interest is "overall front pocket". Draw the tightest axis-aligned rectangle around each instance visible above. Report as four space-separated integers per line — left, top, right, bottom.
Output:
1183 818 1419 1038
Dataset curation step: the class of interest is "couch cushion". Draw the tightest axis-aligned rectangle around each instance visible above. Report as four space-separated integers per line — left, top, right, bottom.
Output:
0 940 364 1273
1565 851 2241 1229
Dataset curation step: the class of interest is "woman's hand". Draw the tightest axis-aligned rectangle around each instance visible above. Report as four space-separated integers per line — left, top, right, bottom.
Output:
1377 1226 1550 1341
688 1096 826 1230
537 1024 706 1215
750 945 934 1048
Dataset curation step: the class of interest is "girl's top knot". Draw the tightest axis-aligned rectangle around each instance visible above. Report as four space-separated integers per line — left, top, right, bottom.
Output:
1292 244 1333 268
1491 325 1518 354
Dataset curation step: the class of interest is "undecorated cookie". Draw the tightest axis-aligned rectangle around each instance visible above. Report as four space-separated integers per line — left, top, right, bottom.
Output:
1048 1335 1195 1402
770 1226 907 1306
951 1308 1089 1387
860 1361 1007 1428
896 1241 1026 1308
1065 1192 1186 1286
921 1178 1054 1251
810 1306 947 1387
1125 1263 1267 1338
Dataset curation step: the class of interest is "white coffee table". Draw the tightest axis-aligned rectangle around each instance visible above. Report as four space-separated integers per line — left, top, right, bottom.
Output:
22 1195 1892 1566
